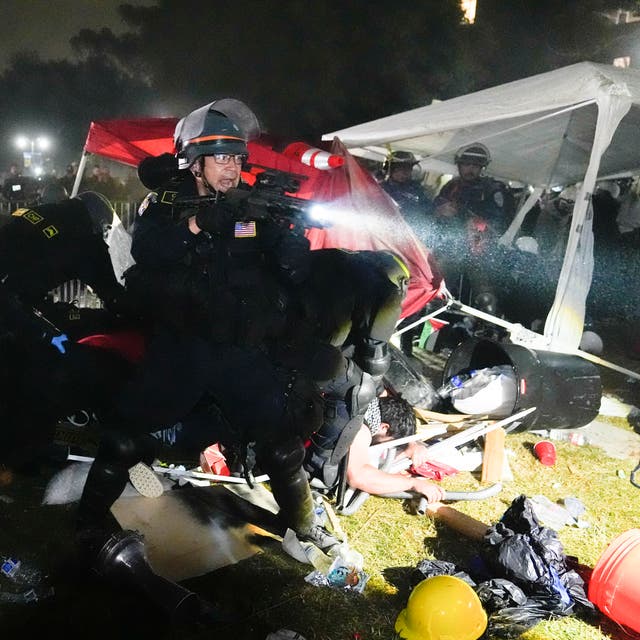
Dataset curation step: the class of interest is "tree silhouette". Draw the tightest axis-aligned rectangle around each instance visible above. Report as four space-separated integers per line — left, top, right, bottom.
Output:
2 0 639 174
0 51 154 171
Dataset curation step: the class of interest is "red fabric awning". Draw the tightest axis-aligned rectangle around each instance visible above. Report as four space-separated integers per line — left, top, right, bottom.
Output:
84 118 179 166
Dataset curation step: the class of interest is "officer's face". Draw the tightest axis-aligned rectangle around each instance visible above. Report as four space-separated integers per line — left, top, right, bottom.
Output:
458 162 483 182
201 155 242 193
390 164 413 183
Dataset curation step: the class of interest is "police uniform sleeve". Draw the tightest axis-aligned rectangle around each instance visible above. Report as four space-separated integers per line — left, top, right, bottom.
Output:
131 191 198 266
486 180 515 233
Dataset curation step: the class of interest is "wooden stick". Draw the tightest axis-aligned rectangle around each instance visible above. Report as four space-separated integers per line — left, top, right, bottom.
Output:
423 502 490 541
414 407 475 423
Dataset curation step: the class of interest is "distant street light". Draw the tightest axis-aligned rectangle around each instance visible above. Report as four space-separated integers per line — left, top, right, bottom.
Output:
14 135 51 176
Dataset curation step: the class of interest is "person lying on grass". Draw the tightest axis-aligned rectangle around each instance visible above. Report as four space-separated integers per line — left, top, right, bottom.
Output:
345 395 446 503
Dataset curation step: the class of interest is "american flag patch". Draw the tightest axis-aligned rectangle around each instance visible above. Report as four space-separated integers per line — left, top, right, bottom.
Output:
234 221 256 238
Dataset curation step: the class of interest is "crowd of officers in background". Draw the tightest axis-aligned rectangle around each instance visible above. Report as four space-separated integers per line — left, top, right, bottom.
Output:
378 143 640 351
1 161 147 208
4 144 639 342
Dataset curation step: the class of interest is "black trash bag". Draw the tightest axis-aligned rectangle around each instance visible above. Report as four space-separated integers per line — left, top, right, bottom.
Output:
531 525 567 573
499 494 541 534
562 568 596 614
482 495 592 617
498 496 568 574
475 577 571 638
475 578 528 613
483 525 554 591
487 601 561 639
412 559 476 589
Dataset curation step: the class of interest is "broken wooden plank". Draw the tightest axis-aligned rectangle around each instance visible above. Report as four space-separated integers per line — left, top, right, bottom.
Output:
481 427 506 484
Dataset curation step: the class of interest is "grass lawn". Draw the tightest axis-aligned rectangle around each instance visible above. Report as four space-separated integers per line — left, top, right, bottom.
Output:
200 415 640 640
2 337 640 640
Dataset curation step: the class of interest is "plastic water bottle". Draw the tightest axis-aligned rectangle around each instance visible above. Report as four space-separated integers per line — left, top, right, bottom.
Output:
547 430 588 446
0 557 44 586
0 586 54 604
454 367 502 395
436 370 476 399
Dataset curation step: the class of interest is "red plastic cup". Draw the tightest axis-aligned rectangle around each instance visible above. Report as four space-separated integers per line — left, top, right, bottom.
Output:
534 440 557 466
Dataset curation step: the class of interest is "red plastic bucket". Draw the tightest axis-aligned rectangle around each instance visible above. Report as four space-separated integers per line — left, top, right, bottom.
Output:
588 529 640 633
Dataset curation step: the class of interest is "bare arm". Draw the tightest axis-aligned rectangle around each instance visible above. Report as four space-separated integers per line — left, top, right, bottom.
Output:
346 426 445 503
397 441 431 468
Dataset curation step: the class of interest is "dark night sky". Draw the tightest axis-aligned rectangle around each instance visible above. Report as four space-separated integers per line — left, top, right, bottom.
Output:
1 1 637 175
0 0 156 71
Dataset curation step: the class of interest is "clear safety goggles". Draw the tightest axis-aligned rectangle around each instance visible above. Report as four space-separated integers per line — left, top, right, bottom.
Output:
212 153 248 166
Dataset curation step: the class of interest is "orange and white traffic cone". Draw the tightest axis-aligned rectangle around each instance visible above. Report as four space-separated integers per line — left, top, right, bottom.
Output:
282 142 344 170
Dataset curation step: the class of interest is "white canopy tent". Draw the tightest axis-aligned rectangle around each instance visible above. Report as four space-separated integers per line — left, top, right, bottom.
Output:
323 62 640 352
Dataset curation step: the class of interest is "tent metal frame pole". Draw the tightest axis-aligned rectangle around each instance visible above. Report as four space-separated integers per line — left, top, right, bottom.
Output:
70 151 90 198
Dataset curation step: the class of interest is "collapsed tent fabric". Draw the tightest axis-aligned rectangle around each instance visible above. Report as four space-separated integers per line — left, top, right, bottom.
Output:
76 119 442 318
324 62 640 349
307 137 443 318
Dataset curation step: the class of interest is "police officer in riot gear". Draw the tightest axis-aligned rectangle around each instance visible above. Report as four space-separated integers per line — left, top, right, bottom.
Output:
0 192 136 471
75 100 344 602
301 248 409 489
431 142 514 313
434 143 513 235
0 191 124 311
132 101 407 509
381 151 433 225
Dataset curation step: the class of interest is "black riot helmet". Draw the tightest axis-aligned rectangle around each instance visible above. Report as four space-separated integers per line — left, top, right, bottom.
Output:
173 98 260 169
40 181 69 204
385 150 419 171
454 143 491 167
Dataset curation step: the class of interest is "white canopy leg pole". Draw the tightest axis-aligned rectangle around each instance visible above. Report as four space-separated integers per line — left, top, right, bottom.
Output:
499 186 544 247
70 151 90 198
544 88 632 350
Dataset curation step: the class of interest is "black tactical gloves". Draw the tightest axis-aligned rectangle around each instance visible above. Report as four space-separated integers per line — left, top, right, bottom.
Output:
195 200 240 233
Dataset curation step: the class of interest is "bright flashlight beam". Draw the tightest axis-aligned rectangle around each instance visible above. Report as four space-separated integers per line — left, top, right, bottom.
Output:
308 200 405 238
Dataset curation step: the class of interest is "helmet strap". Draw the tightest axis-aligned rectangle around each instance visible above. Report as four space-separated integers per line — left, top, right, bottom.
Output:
190 158 203 179
191 158 220 198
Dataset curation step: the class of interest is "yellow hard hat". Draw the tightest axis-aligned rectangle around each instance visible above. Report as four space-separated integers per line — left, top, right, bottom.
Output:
395 575 487 640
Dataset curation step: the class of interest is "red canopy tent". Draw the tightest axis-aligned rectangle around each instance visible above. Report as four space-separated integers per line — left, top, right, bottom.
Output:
75 118 443 318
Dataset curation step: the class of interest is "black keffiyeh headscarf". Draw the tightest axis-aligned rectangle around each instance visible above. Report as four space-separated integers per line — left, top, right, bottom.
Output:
363 397 381 436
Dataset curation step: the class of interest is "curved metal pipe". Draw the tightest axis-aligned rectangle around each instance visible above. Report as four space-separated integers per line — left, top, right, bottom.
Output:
338 482 502 516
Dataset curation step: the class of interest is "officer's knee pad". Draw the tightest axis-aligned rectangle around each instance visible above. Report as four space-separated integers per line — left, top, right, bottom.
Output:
353 338 391 379
259 437 305 476
347 371 377 417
